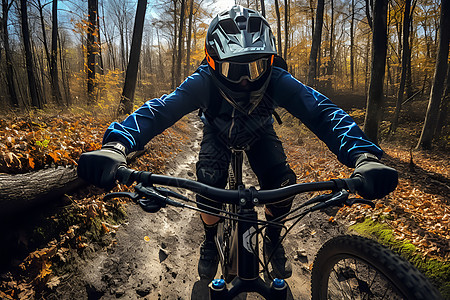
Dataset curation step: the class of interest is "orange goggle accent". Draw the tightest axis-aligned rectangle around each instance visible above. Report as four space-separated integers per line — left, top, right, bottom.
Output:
205 46 215 70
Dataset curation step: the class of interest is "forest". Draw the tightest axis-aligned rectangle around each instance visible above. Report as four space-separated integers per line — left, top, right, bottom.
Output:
0 0 449 298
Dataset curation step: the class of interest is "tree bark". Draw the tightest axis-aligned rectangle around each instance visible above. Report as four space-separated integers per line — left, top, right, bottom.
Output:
363 0 388 144
175 0 185 87
101 0 116 71
309 0 315 38
37 0 51 74
97 3 104 76
391 0 412 133
0 167 82 219
417 0 450 150
87 0 98 103
51 0 63 106
284 0 289 61
1 0 18 108
185 0 194 78
274 0 282 57
365 0 373 30
59 32 73 106
20 0 42 109
307 0 325 87
350 0 355 91
435 65 449 136
171 0 178 90
118 0 148 115
261 0 266 17
327 0 335 92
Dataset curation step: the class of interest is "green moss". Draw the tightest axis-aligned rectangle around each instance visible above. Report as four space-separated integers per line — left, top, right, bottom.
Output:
350 218 450 298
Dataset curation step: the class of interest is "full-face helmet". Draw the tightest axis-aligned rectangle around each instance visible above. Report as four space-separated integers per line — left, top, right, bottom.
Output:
205 5 277 114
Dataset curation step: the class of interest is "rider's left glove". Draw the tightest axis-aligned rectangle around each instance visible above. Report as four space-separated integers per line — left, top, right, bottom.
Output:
77 142 127 190
351 153 398 200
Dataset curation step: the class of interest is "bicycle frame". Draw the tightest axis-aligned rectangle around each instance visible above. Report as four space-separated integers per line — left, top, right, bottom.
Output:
212 148 288 299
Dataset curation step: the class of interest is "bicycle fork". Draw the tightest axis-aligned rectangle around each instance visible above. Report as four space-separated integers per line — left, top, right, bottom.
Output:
210 208 288 299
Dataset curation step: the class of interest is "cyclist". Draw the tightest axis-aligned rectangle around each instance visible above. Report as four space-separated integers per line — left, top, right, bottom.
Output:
78 5 398 281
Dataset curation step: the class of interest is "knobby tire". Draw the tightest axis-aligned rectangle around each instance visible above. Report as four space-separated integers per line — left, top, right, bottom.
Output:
310 235 442 300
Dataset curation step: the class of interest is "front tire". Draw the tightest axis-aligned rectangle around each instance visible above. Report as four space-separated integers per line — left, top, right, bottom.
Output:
311 235 441 300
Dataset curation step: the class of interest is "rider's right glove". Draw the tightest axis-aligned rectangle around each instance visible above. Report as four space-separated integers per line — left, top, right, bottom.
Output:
351 153 398 200
77 142 127 190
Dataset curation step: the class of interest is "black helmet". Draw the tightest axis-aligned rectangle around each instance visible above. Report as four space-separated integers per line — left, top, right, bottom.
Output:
205 5 277 114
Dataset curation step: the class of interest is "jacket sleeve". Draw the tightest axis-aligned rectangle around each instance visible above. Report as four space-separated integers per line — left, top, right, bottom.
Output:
102 66 211 153
271 68 383 168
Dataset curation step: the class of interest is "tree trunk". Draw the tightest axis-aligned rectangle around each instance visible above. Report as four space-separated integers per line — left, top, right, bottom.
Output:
436 65 449 136
284 0 289 61
406 4 415 98
20 0 42 109
391 0 412 133
307 0 325 87
97 3 104 76
350 0 355 91
157 28 164 81
59 32 72 106
185 0 194 78
37 0 51 73
309 0 315 38
363 0 388 144
171 0 178 90
274 0 282 57
417 0 450 150
327 0 335 92
118 0 148 115
51 0 63 106
87 0 98 103
1 0 18 108
175 0 185 87
365 0 373 30
261 0 266 17
101 0 115 71
364 32 371 97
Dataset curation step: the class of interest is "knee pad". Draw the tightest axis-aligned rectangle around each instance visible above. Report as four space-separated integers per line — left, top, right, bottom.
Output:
195 164 228 214
259 163 296 190
261 163 296 218
196 163 228 187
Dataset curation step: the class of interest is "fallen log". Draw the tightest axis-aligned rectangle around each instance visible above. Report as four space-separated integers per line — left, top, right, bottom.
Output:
0 166 85 219
0 149 148 219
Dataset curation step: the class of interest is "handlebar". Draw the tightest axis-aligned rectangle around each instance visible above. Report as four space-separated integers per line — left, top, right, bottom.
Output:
115 166 364 206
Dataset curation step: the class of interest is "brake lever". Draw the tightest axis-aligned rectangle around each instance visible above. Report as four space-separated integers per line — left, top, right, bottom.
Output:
345 198 376 208
103 191 141 202
153 186 190 201
134 184 185 211
308 189 349 211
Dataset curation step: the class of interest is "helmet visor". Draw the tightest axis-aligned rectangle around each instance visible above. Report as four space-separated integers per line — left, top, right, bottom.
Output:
218 56 273 83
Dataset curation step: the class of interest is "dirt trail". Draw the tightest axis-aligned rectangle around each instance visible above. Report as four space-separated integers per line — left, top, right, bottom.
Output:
55 117 346 299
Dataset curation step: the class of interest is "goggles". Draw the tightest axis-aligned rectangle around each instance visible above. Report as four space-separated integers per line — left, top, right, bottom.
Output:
206 50 274 83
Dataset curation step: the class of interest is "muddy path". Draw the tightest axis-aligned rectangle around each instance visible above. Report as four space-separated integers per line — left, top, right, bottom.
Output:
55 116 347 299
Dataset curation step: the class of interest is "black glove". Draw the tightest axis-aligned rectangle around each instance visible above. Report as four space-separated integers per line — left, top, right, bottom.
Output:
77 142 127 190
351 153 398 200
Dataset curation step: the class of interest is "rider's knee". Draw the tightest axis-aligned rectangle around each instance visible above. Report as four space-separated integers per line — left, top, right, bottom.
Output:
260 163 296 218
259 162 296 190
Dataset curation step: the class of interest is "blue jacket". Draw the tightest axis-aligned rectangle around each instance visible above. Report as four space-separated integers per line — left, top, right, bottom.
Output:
103 65 382 168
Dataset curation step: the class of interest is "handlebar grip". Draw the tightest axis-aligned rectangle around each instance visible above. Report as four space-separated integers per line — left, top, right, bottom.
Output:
116 166 134 184
116 166 153 186
343 176 364 193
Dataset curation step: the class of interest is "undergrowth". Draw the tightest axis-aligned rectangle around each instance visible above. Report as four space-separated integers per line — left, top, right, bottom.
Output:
350 218 450 299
